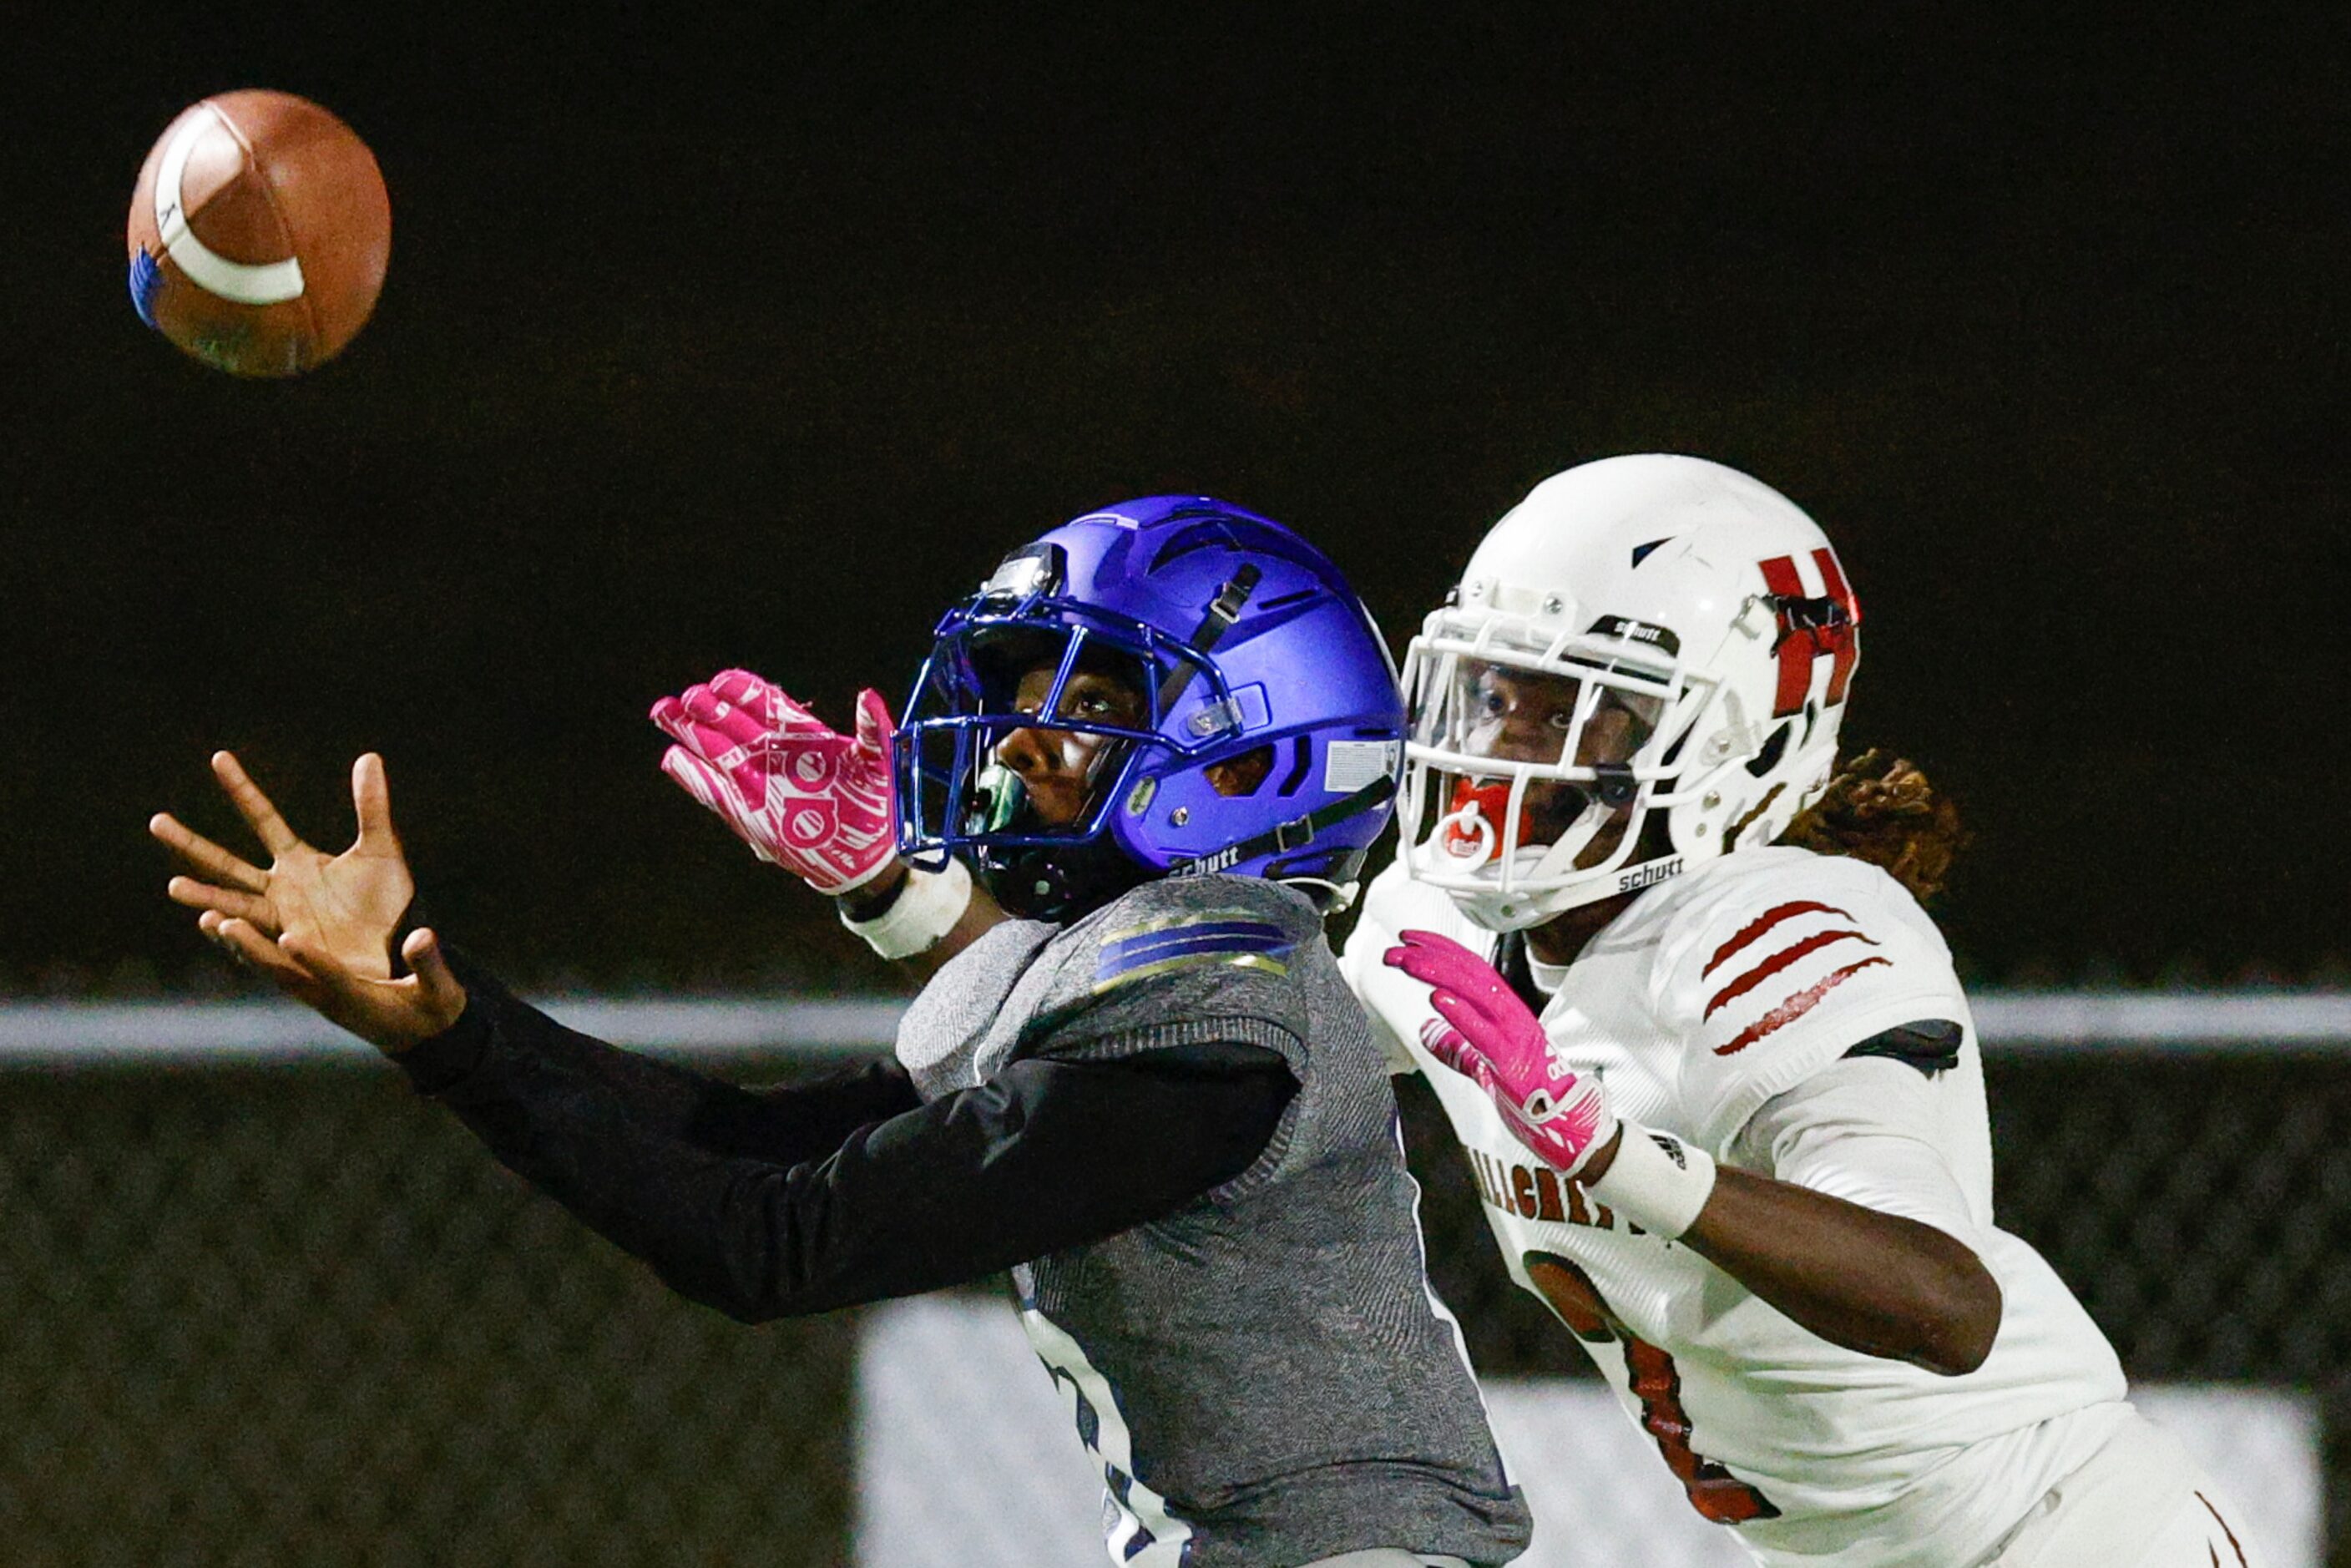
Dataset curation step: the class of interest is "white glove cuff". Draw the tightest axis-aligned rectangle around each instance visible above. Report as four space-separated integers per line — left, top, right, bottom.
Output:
1587 1122 1718 1240
841 858 973 962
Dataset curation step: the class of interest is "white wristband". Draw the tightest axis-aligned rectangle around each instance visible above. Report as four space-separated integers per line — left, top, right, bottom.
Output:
841 858 973 961
1587 1122 1719 1240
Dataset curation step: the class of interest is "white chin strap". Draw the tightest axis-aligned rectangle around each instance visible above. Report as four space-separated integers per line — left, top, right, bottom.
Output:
1514 797 1614 885
1425 788 1656 930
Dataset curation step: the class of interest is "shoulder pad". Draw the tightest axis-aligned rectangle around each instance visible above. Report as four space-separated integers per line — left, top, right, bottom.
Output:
1655 851 1969 1150
1011 876 1319 1065
1083 876 1312 996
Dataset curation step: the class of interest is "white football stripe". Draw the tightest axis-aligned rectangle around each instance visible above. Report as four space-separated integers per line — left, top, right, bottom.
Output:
154 104 306 306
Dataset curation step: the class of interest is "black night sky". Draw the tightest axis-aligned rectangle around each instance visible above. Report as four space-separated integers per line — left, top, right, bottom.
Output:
8 5 2347 994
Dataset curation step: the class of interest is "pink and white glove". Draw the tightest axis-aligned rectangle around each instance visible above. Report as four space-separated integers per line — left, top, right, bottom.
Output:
1383 928 1620 1178
650 670 898 895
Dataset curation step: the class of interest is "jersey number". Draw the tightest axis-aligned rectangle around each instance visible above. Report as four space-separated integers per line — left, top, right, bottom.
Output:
1524 1252 1781 1525
1020 1304 1193 1565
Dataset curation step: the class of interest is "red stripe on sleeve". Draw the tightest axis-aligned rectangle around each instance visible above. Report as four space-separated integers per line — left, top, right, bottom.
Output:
1711 958 1892 1056
1701 901 1853 978
1704 928 1881 1020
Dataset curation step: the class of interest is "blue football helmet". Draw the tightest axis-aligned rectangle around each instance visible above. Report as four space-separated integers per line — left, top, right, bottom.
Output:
897 496 1408 921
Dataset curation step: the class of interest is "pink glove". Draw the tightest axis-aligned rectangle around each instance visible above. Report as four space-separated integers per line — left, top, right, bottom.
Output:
1383 929 1619 1177
650 670 898 895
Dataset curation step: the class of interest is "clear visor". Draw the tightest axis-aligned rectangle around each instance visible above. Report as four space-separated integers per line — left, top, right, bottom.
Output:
1402 614 1679 887
1410 654 1666 773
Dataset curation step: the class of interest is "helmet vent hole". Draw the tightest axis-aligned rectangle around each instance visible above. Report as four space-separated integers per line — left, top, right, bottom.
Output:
1206 745 1277 799
1276 736 1314 797
1746 721 1792 778
1150 522 1244 573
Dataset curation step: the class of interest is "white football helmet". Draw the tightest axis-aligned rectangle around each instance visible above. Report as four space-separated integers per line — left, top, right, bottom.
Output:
1398 454 1860 929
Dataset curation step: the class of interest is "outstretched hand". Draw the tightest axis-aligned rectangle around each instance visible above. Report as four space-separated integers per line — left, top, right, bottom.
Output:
150 751 467 1053
650 670 900 896
1383 928 1620 1178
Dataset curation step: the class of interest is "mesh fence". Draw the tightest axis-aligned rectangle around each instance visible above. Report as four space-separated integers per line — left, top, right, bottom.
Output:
0 1067 856 1568
0 1047 2340 1565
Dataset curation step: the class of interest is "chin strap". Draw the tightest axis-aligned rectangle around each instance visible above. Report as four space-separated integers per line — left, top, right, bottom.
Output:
1516 795 1615 883
1440 770 1628 883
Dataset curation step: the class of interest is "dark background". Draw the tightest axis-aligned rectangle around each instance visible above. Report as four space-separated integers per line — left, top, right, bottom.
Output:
8 4 2346 995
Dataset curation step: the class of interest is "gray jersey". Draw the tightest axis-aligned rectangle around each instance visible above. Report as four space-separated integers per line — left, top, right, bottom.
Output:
895 873 1529 1568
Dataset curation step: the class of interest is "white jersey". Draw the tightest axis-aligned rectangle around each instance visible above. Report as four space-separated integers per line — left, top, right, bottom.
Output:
1342 848 2131 1568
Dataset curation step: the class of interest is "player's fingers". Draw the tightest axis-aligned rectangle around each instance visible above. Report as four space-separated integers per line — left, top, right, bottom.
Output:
197 910 240 967
199 910 255 969
853 688 897 760
705 668 766 703
660 746 738 814
149 812 271 893
657 706 761 779
679 682 737 727
710 702 793 754
1477 1059 1514 1103
708 669 808 725
276 929 387 999
1404 931 1498 997
1384 928 1464 982
1417 1013 1494 1075
677 681 738 742
167 876 271 925
691 681 815 752
680 680 780 741
1406 936 1526 1019
1463 1054 1513 1111
1395 928 1464 954
649 702 724 765
276 932 399 1038
650 699 740 771
1416 1016 1471 1072
351 753 401 853
1464 966 1515 1006
218 918 321 994
273 927 463 1054
660 745 720 800
400 928 469 1022
649 693 695 743
672 686 771 759
211 751 303 858
1428 988 1502 1046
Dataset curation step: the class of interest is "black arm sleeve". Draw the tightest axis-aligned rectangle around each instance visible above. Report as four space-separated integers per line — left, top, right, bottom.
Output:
400 953 925 1166
397 973 1296 1323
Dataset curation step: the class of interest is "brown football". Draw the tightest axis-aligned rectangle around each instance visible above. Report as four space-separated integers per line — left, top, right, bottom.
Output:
127 90 392 377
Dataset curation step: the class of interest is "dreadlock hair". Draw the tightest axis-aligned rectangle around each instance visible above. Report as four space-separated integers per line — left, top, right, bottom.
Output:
1782 749 1966 903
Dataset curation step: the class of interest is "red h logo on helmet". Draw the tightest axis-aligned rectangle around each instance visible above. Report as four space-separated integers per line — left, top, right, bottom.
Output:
1757 550 1859 718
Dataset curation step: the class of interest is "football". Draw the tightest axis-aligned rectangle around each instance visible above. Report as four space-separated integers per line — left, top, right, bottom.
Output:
127 90 392 377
